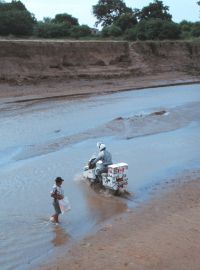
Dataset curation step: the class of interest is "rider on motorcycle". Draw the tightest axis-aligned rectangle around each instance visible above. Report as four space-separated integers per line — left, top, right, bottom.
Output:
92 142 113 181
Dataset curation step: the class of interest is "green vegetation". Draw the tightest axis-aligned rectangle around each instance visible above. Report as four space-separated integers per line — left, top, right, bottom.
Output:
0 0 199 40
33 22 71 38
135 0 172 21
180 20 200 40
92 0 133 27
52 13 79 26
101 25 122 37
125 19 181 41
0 0 35 36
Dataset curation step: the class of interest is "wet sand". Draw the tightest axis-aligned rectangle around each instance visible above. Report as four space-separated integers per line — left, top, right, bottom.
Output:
38 176 200 270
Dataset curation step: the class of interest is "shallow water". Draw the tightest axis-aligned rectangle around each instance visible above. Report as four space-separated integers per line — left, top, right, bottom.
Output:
0 84 200 269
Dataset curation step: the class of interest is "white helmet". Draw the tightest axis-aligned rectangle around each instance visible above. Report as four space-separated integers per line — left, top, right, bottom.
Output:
99 143 106 151
97 142 102 149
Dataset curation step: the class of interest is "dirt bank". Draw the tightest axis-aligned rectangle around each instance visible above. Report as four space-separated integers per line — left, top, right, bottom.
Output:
0 40 200 82
0 40 199 101
38 176 200 270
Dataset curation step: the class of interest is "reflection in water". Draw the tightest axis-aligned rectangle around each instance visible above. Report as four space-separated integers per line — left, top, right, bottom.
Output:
81 181 127 223
51 225 70 247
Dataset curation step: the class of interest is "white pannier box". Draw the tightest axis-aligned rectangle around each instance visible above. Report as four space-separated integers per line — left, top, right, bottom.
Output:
102 162 128 190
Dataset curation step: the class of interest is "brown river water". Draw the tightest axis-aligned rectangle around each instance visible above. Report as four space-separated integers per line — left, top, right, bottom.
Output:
0 84 200 270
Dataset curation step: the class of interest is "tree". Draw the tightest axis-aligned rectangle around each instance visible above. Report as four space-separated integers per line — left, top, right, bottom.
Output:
34 22 70 38
126 19 180 41
53 13 79 27
136 0 172 21
70 25 92 38
34 13 81 38
93 0 133 27
0 1 36 36
43 17 52 23
124 27 137 41
101 24 122 37
191 22 200 37
179 20 193 32
114 12 137 32
9 0 27 11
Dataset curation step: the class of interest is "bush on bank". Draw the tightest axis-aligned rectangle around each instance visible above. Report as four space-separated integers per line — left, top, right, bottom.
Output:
125 19 181 41
34 23 92 39
69 25 92 38
34 22 71 38
101 25 122 37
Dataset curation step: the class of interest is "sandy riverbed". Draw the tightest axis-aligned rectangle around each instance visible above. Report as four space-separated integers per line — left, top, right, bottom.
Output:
37 174 200 270
1 73 200 270
19 75 199 270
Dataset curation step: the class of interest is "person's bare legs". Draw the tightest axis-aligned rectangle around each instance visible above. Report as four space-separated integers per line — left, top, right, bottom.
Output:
51 214 59 223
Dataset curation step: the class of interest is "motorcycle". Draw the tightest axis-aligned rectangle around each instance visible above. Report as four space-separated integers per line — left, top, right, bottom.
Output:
83 156 128 195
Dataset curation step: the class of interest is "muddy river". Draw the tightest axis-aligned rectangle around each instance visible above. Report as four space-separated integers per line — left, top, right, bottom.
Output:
0 84 200 270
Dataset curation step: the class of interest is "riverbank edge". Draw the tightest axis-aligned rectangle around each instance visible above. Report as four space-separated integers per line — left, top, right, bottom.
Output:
0 72 200 102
